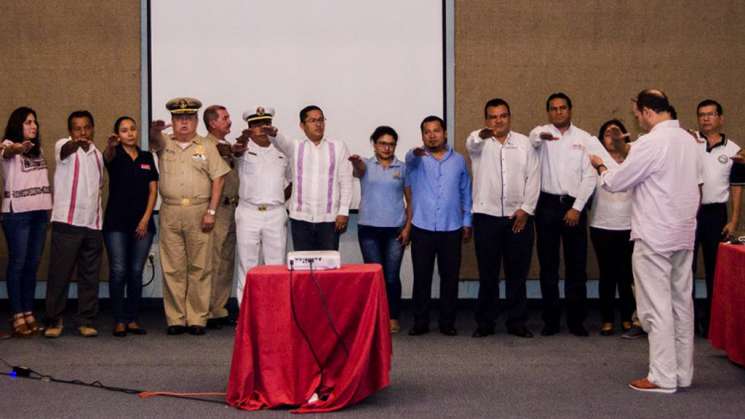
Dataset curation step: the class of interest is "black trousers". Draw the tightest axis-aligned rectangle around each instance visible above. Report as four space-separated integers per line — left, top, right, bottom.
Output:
290 219 339 251
473 213 534 329
45 222 103 326
693 203 728 332
410 226 462 329
590 227 635 323
535 192 588 328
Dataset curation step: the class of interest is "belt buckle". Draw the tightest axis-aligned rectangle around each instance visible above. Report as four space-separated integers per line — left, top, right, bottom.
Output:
257 205 267 211
181 198 191 206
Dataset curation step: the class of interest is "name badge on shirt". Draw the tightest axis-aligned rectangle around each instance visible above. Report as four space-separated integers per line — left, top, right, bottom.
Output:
392 170 402 179
140 163 151 170
571 143 585 151
718 154 729 164
504 144 518 149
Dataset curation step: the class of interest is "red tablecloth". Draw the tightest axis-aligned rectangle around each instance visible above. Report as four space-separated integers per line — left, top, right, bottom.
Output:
226 264 392 413
709 243 745 366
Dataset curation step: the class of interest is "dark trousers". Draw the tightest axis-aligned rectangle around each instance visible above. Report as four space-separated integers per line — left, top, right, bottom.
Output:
535 192 588 328
473 213 533 329
693 203 728 333
410 226 462 329
290 219 339 251
358 225 404 320
45 222 103 326
104 230 154 324
1 210 48 314
590 227 635 323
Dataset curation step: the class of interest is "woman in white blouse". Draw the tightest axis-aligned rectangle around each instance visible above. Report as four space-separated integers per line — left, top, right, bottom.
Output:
588 119 636 336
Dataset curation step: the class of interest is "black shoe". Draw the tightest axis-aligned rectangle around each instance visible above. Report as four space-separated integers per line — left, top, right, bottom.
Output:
167 325 187 335
569 325 589 337
206 319 222 330
507 326 534 338
439 326 457 336
472 327 495 338
218 316 236 326
408 325 430 336
541 324 560 336
188 325 206 335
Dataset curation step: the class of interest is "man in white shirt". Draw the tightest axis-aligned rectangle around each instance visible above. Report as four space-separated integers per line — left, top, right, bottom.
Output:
203 105 240 329
232 106 291 305
468 98 540 338
693 99 743 336
268 105 352 251
529 92 596 337
44 110 105 338
591 89 702 394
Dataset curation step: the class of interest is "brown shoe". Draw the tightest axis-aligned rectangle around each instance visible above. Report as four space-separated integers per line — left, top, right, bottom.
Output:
600 322 614 336
78 326 98 337
44 321 64 338
389 319 401 334
11 314 33 338
628 378 676 394
113 323 127 337
621 321 633 331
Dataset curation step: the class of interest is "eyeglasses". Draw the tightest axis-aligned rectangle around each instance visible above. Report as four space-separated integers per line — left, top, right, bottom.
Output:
697 112 719 118
375 142 396 149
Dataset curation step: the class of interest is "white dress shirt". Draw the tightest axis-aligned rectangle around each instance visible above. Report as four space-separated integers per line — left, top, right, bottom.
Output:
697 134 741 204
529 123 597 211
466 130 540 217
599 120 703 253
51 137 104 230
271 133 353 223
586 141 632 230
236 139 290 207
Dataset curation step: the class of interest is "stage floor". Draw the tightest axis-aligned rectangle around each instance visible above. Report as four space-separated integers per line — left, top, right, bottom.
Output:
1 306 744 418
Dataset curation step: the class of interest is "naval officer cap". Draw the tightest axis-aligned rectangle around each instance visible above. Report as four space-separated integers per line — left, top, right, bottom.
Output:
242 106 275 124
166 97 203 115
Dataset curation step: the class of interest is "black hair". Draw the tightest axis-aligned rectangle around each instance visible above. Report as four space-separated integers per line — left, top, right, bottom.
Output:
484 98 511 119
113 116 136 134
546 92 572 111
299 105 323 123
3 106 41 157
370 126 398 144
420 115 445 132
635 89 672 114
67 110 95 131
597 119 629 145
696 99 723 116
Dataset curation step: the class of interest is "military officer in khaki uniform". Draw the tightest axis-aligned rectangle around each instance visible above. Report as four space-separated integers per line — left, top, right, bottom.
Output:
150 97 230 335
202 105 239 329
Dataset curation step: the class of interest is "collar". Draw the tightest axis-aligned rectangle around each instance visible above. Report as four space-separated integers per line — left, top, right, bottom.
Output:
303 137 327 146
703 133 727 152
373 157 403 167
650 119 680 132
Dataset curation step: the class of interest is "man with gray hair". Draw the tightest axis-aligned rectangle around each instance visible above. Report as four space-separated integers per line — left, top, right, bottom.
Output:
590 89 702 394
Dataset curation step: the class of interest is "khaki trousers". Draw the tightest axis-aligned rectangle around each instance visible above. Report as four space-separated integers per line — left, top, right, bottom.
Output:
159 203 213 327
208 203 236 319
632 239 694 389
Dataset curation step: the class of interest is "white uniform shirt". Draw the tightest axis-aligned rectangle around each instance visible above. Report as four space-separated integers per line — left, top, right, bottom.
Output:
236 139 290 206
697 134 741 204
528 123 597 211
51 137 104 230
599 120 703 253
271 133 353 223
466 130 540 217
586 141 632 230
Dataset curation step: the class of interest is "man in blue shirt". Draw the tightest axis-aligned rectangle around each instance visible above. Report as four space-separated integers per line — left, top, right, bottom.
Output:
406 116 472 336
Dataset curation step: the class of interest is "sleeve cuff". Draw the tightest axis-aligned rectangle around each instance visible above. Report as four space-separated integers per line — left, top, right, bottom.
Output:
337 206 350 216
520 204 535 216
572 199 587 212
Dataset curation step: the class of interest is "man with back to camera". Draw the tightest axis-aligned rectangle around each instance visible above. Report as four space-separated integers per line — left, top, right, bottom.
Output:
590 89 702 393
44 110 104 338
149 97 230 336
406 115 472 337
267 105 352 251
691 99 744 336
467 98 540 338
202 104 240 329
529 92 596 337
231 106 291 305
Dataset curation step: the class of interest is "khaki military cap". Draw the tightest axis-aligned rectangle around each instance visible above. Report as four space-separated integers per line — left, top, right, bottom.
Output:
166 97 203 115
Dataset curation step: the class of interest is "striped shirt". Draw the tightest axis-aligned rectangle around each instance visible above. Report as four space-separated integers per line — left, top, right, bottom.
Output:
50 137 104 230
271 133 353 223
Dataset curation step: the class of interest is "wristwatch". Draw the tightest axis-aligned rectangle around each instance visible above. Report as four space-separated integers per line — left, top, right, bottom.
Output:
206 208 216 216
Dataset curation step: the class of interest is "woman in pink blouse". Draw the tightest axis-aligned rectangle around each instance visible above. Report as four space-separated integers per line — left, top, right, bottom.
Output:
2 107 53 337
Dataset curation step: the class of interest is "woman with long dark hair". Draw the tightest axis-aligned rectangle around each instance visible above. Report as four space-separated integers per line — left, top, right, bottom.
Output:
103 116 158 337
1 107 53 337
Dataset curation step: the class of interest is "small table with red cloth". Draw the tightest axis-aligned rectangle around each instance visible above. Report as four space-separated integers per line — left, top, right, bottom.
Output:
709 243 745 366
226 264 392 413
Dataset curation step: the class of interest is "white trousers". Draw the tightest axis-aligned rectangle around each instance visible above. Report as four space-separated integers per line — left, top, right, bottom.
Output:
632 239 694 389
234 204 288 305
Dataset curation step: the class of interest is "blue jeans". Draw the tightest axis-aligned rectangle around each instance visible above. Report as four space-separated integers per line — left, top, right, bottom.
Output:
357 225 404 319
2 210 48 314
104 230 154 323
